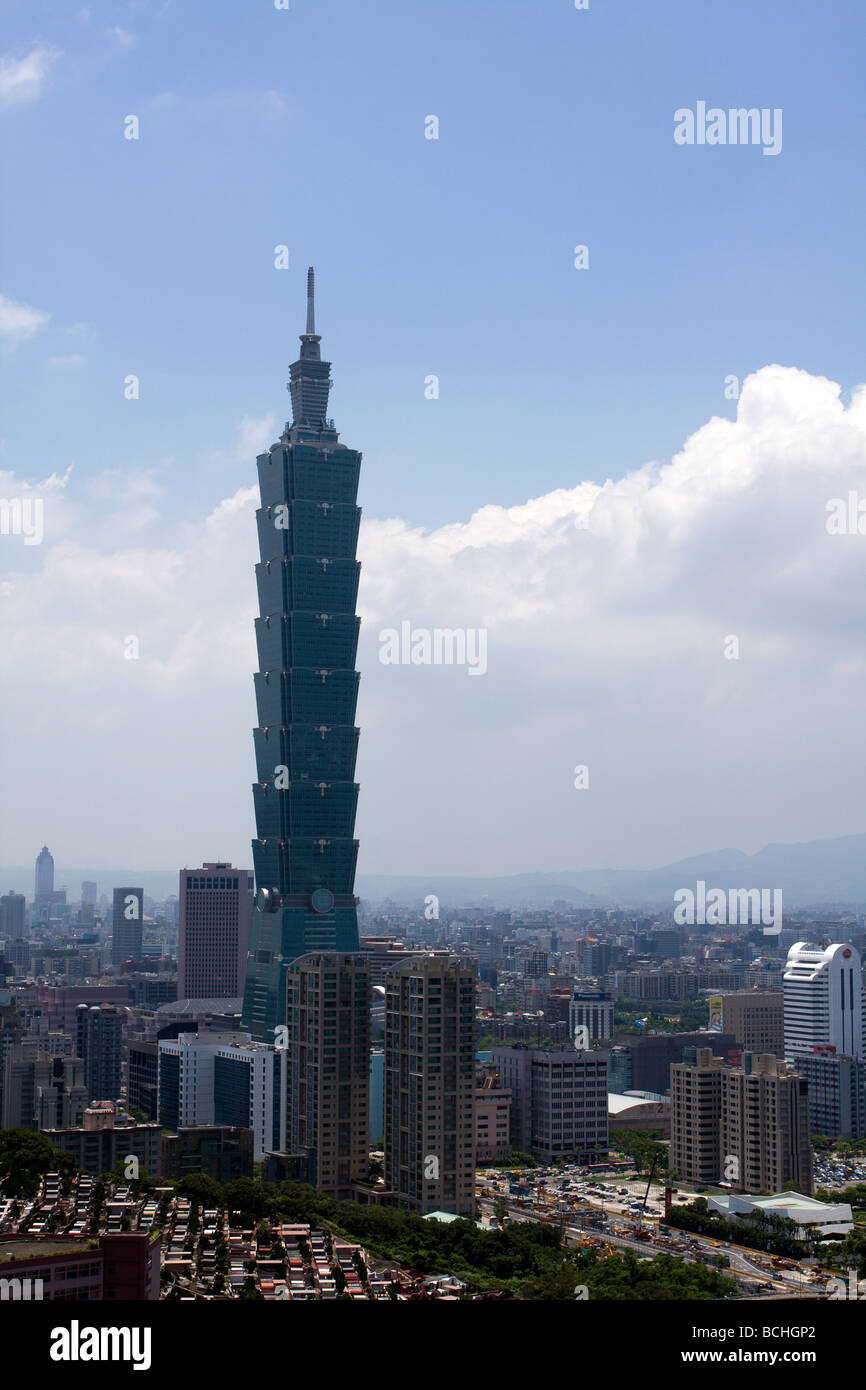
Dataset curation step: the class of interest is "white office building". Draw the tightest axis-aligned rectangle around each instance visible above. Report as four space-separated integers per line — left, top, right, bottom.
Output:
157 1030 286 1161
783 942 863 1062
569 988 615 1043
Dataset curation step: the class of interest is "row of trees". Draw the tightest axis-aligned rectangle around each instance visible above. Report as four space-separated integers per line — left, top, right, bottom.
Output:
667 1198 808 1258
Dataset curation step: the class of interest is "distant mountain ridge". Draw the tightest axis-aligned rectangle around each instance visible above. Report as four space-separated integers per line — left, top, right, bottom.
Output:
354 834 866 909
2 834 864 910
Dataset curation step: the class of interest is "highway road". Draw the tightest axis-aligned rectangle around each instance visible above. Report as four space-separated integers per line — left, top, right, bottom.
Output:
477 1192 825 1298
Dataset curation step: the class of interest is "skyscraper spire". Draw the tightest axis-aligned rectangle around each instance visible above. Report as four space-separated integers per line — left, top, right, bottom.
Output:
306 266 316 336
288 266 332 429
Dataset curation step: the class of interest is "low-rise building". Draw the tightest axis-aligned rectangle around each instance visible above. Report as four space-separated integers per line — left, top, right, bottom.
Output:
0 1231 160 1300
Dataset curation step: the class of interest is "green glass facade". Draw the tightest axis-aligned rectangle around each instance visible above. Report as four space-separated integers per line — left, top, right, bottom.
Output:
242 270 361 1040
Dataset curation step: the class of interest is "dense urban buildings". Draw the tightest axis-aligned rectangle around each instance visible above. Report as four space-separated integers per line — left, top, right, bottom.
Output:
177 862 254 1001
285 951 370 1199
243 270 363 1041
385 954 476 1216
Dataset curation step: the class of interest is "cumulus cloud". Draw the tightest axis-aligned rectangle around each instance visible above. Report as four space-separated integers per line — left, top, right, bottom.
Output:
0 47 60 107
0 293 50 342
208 412 278 469
2 367 865 872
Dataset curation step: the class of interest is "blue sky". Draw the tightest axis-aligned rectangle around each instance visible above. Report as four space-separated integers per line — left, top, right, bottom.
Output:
2 0 866 878
4 0 864 527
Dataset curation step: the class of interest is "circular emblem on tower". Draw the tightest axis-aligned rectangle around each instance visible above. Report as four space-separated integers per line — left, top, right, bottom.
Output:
311 888 335 914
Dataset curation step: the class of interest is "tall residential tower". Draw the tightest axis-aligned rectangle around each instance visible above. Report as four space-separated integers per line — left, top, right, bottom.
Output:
242 270 362 1040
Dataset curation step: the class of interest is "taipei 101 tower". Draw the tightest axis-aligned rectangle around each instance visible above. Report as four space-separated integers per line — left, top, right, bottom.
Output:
242 269 362 1040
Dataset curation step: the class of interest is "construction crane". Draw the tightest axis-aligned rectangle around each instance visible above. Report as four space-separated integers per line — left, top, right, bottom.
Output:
634 1156 658 1233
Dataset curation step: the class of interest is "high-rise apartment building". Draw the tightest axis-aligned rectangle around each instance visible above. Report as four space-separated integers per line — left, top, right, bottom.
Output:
493 1045 608 1162
178 863 254 1001
243 270 362 1040
784 942 863 1061
671 1047 812 1194
76 1003 123 1104
285 951 370 1199
722 1053 812 1195
385 954 476 1216
670 1050 725 1187
111 887 144 967
720 990 784 1057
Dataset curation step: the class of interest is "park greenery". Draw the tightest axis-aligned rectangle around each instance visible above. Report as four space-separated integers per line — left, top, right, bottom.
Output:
612 997 710 1034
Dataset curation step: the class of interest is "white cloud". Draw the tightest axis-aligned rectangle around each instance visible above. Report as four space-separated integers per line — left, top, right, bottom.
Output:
2 366 865 871
0 293 50 342
0 47 60 107
109 27 137 49
46 353 86 369
208 412 278 469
